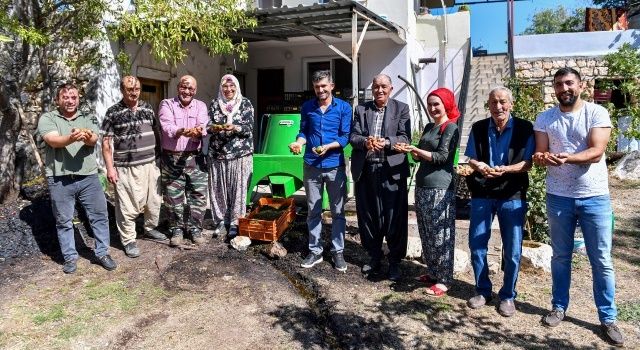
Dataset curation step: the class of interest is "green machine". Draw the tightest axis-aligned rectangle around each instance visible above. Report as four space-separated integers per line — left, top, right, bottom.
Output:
249 113 351 204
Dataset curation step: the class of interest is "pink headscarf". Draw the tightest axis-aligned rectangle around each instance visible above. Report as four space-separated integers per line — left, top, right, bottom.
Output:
427 87 460 133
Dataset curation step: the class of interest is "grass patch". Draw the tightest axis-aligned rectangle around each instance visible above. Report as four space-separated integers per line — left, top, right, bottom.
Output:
32 304 65 325
57 324 82 340
84 279 140 311
618 300 640 324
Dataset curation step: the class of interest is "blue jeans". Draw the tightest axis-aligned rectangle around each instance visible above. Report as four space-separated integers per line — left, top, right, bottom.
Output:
469 198 526 301
547 193 617 324
303 164 346 254
47 174 111 261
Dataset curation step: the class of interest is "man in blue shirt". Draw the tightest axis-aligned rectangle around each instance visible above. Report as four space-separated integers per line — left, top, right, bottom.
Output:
464 86 535 317
289 70 352 272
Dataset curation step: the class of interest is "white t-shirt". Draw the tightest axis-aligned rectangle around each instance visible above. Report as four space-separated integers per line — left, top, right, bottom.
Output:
533 102 612 198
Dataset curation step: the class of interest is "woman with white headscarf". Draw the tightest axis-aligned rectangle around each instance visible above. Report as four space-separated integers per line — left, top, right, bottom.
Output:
207 74 254 240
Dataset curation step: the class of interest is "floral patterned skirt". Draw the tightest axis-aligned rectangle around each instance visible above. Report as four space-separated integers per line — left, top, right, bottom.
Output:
415 187 456 285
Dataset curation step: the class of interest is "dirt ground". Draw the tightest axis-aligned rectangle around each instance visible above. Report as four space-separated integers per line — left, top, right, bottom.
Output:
0 176 638 350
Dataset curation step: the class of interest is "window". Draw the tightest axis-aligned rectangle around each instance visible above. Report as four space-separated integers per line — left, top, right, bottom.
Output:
258 0 282 8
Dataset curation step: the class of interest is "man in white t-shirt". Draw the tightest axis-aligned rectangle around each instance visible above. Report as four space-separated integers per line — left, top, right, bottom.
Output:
533 67 623 347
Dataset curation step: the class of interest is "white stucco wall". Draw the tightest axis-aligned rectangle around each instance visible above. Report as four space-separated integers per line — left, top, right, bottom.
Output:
515 29 640 59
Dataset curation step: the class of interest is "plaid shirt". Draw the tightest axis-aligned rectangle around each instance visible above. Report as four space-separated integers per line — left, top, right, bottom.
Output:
366 105 386 162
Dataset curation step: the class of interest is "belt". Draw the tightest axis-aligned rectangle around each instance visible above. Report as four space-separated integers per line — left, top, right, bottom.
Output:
53 174 89 180
163 149 199 156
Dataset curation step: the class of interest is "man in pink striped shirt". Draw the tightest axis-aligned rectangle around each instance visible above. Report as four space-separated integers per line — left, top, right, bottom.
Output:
158 75 209 246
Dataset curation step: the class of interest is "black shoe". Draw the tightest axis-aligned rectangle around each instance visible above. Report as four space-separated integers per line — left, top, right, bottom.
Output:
190 228 206 245
124 241 140 258
62 259 77 274
145 228 167 241
361 258 381 275
97 254 117 271
225 225 238 243
170 227 184 247
213 221 226 238
301 252 323 268
388 263 401 281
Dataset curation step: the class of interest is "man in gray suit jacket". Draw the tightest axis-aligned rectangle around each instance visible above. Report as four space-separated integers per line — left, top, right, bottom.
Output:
350 74 411 281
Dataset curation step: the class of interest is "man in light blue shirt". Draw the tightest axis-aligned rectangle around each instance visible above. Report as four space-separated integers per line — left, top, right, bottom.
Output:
289 70 352 272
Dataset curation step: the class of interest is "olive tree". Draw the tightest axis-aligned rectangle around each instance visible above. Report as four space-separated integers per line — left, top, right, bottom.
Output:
0 0 256 203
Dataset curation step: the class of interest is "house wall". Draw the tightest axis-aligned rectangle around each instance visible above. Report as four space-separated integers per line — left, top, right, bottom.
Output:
513 30 640 106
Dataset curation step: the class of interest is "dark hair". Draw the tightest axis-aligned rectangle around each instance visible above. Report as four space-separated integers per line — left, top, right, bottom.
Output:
56 83 78 99
311 70 333 84
554 67 581 82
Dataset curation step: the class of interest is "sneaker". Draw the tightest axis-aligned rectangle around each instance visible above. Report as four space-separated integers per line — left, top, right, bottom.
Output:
498 299 516 317
542 308 565 327
170 228 184 247
388 263 401 281
601 322 624 347
467 294 492 309
213 221 226 238
301 252 323 268
225 225 238 243
190 228 206 245
62 259 77 274
332 252 347 272
145 228 167 241
97 254 117 271
124 241 140 258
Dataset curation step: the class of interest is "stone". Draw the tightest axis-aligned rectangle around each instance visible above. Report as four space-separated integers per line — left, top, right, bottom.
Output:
264 241 287 259
532 68 545 78
576 59 587 67
488 261 500 275
453 248 470 273
406 236 422 259
613 150 640 180
230 236 252 251
567 59 577 67
521 241 553 273
543 61 553 70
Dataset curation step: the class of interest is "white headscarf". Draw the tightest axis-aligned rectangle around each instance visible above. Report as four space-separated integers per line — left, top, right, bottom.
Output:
217 74 243 124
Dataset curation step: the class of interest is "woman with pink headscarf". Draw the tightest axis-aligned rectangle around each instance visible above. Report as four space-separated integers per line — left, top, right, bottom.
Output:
207 74 254 240
394 87 460 297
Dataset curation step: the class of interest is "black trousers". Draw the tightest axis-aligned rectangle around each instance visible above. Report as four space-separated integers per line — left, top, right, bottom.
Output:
355 162 408 264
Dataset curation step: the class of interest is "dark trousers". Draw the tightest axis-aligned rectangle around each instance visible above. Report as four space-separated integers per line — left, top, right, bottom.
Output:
355 162 408 264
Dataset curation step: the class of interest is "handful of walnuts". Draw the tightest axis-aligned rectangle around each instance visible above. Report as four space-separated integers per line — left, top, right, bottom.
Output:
313 145 325 154
182 126 204 137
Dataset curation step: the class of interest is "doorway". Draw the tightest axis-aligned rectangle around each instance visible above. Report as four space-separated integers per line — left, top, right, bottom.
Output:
138 77 167 114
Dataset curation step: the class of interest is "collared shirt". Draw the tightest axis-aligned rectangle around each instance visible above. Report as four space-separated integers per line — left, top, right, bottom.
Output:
101 99 157 167
37 109 99 177
465 115 535 166
366 105 386 162
158 97 208 152
297 96 352 168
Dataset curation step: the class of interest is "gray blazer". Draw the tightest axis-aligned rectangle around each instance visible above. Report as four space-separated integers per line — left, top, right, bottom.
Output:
349 99 411 182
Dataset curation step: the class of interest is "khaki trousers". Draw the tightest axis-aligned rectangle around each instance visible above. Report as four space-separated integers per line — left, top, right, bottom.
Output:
115 162 161 245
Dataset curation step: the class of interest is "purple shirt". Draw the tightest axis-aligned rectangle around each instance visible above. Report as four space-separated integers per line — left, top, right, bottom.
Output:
158 97 208 152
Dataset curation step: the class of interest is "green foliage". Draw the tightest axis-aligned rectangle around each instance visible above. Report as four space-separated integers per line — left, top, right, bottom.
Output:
505 77 549 242
111 0 257 64
115 51 132 76
618 300 640 324
592 0 627 7
603 43 640 140
522 6 585 35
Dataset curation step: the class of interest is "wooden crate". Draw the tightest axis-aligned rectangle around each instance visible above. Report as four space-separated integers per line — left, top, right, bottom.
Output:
238 197 296 242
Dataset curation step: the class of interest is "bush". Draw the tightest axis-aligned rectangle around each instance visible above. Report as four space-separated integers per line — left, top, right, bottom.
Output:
505 77 549 242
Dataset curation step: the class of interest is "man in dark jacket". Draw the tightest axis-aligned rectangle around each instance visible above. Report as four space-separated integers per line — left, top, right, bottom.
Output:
350 74 410 281
464 86 534 317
